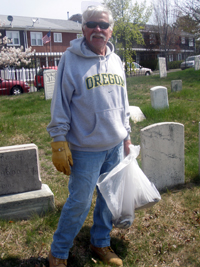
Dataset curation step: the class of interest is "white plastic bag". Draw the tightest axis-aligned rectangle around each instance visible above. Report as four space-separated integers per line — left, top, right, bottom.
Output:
97 145 161 229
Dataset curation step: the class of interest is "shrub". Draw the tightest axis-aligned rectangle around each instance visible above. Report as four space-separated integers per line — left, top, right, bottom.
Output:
168 60 183 69
140 59 158 71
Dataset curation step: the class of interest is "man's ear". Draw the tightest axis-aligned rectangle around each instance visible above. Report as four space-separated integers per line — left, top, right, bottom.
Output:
82 27 86 37
108 30 113 39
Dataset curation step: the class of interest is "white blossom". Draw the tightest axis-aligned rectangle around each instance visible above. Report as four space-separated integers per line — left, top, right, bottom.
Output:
0 20 35 67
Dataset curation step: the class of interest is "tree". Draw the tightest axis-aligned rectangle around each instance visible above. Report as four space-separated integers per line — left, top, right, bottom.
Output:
175 0 200 24
0 21 34 68
151 0 181 68
103 0 152 73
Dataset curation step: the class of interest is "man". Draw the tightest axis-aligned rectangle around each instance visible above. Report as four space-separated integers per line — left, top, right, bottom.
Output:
47 5 131 267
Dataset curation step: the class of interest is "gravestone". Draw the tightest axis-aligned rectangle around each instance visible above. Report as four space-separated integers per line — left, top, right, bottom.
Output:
199 122 200 176
158 57 167 78
44 69 57 100
140 122 184 191
129 106 146 123
0 184 55 220
195 57 200 71
150 86 169 109
171 80 182 92
0 144 55 220
0 144 41 196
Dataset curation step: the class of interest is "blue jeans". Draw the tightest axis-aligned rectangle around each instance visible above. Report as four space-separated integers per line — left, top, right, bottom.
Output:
51 141 124 259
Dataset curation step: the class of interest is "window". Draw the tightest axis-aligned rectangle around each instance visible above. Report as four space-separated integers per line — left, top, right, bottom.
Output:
189 38 193 47
149 33 156 44
54 33 62 43
6 31 20 45
181 37 185 44
30 32 43 46
77 33 83 39
169 54 173 62
178 53 182 61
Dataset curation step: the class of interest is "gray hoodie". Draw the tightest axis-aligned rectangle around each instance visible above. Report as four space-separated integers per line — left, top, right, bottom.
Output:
47 37 131 152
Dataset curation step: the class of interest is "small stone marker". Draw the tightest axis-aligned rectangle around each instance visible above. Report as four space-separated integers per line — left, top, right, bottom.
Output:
0 184 55 220
129 106 146 123
140 122 184 191
44 69 57 100
0 143 55 220
195 57 200 71
199 122 200 176
150 86 169 109
0 144 41 196
171 80 182 92
158 57 167 78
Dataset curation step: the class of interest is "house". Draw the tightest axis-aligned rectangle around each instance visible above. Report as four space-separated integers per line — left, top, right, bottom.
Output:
0 14 82 67
132 24 196 68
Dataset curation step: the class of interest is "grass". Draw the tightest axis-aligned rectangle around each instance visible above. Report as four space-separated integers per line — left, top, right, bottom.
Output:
0 68 200 266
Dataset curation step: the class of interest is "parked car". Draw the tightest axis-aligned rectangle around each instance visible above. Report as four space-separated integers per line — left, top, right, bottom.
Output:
34 66 58 90
180 55 200 70
0 77 30 96
124 62 153 76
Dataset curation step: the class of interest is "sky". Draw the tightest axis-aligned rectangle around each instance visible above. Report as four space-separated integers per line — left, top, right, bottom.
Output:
1 0 103 20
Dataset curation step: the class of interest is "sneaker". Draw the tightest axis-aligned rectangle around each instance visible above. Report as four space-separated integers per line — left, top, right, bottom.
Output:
48 250 67 267
90 244 123 266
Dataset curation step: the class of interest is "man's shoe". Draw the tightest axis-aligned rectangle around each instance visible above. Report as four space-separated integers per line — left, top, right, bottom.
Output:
90 244 123 266
48 250 67 267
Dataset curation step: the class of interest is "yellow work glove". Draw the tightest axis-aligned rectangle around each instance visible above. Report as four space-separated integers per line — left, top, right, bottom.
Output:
51 141 73 175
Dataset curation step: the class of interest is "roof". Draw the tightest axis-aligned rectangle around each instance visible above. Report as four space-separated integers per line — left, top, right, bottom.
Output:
0 14 82 33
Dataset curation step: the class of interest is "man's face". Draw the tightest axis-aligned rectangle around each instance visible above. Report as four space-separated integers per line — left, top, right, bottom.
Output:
82 12 113 56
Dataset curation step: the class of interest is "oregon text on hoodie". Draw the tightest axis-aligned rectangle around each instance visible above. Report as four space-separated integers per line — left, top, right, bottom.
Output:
47 37 131 152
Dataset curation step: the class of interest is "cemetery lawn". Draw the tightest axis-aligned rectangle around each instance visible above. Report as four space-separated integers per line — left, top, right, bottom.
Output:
0 68 200 267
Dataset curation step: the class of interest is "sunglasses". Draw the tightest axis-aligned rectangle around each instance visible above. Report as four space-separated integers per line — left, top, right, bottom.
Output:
85 21 110 29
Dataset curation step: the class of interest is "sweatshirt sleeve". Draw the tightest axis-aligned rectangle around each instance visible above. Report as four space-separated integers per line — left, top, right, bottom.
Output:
46 53 74 140
122 67 131 140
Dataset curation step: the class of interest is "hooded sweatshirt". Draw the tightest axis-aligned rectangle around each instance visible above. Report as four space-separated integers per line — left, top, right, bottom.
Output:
47 37 131 152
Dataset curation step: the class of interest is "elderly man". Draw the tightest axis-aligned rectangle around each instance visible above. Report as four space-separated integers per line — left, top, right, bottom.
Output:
47 5 131 267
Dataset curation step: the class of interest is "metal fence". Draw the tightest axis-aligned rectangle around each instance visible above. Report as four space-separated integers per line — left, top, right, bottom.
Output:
0 52 165 96
0 53 63 96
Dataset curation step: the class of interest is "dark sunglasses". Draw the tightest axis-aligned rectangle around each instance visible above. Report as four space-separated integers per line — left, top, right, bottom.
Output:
85 21 110 29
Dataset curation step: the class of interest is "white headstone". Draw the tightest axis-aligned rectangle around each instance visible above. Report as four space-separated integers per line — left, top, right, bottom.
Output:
140 122 185 191
171 80 182 92
129 106 146 123
44 69 57 100
0 144 41 196
199 122 200 176
150 86 169 109
195 57 200 71
158 57 167 78
0 184 55 220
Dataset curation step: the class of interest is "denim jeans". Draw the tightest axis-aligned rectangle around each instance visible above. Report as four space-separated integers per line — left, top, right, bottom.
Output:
51 141 123 259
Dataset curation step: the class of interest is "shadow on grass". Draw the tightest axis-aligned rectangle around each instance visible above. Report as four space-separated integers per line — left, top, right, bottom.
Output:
0 226 129 267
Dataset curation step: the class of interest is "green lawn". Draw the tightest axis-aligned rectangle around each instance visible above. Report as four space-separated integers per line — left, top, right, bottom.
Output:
0 68 199 266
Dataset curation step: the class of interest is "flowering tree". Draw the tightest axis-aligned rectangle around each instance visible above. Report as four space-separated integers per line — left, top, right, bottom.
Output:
0 21 35 68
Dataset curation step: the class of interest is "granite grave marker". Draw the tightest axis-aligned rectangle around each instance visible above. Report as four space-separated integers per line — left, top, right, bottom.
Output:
44 69 57 100
140 122 184 191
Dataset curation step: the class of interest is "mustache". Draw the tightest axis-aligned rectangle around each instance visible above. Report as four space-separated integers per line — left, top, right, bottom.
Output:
90 33 106 42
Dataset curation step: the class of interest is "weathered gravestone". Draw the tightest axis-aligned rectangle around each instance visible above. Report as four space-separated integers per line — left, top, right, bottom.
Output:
199 122 200 176
0 144 41 195
0 144 55 220
129 106 146 123
44 69 57 100
150 86 169 109
171 80 182 92
140 122 184 191
195 57 200 71
158 57 167 78
0 184 55 220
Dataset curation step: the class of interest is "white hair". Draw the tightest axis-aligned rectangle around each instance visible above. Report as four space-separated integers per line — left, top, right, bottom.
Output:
82 5 114 30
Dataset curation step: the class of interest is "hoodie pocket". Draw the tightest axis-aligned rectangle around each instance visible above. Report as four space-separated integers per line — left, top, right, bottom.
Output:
83 107 127 148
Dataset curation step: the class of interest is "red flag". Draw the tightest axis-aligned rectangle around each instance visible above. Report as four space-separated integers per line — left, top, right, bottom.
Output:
42 31 51 44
